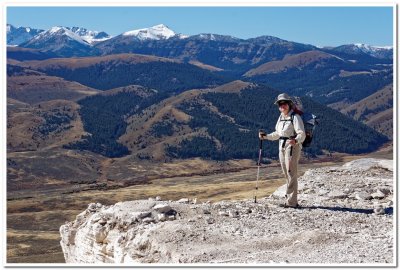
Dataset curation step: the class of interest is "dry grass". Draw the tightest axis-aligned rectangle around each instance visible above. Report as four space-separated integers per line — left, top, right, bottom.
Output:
7 100 86 152
6 164 285 263
119 80 253 161
327 100 353 111
3 158 281 263
338 70 372 77
6 148 392 263
189 60 224 71
244 51 335 77
7 74 99 104
18 53 180 70
366 109 393 139
340 84 393 139
7 229 68 263
341 84 392 120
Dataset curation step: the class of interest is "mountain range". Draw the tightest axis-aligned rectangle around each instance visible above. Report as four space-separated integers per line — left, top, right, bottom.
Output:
8 23 392 59
7 23 393 162
7 24 44 45
7 24 112 45
6 22 394 266
8 24 393 103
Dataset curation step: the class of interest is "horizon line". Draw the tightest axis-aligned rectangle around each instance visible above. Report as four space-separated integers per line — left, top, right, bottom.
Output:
6 22 394 48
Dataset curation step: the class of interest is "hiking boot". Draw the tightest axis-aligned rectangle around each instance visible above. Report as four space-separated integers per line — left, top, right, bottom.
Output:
279 203 300 208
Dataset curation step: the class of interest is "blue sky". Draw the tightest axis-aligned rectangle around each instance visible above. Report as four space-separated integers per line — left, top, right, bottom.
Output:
7 6 393 47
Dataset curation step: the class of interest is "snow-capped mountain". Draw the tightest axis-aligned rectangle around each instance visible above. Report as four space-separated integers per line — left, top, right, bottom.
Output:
33 26 91 45
6 24 112 46
65 27 112 44
188 33 241 42
122 24 187 40
19 26 95 57
9 23 393 63
7 24 44 45
331 43 393 59
354 43 393 59
354 43 392 51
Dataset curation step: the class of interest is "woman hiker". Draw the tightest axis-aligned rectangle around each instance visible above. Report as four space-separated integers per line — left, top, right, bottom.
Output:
259 93 306 208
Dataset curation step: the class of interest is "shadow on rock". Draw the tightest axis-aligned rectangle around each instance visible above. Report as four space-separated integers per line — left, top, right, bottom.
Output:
300 206 393 215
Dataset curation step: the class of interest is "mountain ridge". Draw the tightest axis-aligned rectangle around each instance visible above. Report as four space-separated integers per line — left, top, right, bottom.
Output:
8 23 393 51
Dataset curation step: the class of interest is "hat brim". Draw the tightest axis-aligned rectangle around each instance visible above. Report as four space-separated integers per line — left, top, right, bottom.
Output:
274 99 292 105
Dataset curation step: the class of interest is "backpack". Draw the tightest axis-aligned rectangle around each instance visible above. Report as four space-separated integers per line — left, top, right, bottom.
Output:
290 96 319 148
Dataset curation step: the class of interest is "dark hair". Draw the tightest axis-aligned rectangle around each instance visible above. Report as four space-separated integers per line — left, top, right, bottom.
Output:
278 101 293 110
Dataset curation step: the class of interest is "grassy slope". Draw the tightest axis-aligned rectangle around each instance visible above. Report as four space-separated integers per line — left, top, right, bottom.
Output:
340 84 393 139
7 74 99 104
7 99 86 152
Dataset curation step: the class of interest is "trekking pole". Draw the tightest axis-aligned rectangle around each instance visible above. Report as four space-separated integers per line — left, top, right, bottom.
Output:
288 145 293 173
254 130 264 203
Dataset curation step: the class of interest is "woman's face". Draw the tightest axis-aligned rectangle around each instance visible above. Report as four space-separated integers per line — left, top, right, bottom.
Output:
278 101 290 115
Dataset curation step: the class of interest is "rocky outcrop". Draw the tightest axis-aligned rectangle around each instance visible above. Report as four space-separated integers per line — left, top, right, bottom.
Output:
60 158 393 264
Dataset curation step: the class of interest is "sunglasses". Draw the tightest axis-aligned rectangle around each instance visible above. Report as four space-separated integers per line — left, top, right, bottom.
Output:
278 102 288 106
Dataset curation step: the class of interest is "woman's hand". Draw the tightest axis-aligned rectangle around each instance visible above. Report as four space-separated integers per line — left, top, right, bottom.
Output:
288 139 297 145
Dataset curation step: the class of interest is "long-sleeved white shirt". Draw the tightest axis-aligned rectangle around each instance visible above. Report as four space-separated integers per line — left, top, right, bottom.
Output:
266 110 306 149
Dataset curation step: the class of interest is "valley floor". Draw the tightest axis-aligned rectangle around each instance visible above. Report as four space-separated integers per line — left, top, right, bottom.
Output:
6 146 393 263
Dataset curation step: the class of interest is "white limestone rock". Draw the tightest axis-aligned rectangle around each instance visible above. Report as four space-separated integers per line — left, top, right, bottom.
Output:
60 158 393 264
371 190 386 199
177 198 190 204
355 192 373 201
328 191 348 199
153 204 172 213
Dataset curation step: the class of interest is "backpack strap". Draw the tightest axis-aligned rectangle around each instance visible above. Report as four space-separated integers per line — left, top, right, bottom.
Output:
279 116 292 122
280 112 295 123
290 112 297 137
279 112 298 149
290 112 294 123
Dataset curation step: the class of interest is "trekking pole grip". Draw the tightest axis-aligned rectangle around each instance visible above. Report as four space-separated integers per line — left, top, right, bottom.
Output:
258 129 265 150
257 129 264 166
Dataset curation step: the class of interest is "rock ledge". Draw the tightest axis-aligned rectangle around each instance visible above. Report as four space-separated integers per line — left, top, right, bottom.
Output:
60 158 393 264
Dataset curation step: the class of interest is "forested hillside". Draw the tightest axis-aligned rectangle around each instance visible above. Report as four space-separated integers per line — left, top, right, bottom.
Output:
249 60 392 104
36 61 231 93
167 85 388 160
64 88 168 157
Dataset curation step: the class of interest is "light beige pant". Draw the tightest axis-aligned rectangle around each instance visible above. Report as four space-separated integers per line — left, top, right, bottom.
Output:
279 143 301 206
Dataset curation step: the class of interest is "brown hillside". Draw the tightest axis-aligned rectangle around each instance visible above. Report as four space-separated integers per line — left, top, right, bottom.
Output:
98 84 158 98
244 50 340 77
340 84 393 139
7 99 86 152
341 84 393 120
327 100 353 111
7 98 29 109
365 109 393 139
7 74 100 104
210 80 257 93
7 58 23 66
18 53 181 70
188 60 223 71
338 70 372 77
119 80 253 161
